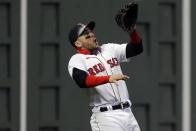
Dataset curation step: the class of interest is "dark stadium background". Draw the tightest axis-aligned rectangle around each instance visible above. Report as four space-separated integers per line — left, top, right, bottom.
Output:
0 0 195 131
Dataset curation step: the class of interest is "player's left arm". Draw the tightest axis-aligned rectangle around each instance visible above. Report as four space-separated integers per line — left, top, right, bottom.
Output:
126 29 143 58
110 29 143 62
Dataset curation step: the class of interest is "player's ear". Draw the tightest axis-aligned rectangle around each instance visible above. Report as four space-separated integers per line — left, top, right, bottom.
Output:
75 40 82 48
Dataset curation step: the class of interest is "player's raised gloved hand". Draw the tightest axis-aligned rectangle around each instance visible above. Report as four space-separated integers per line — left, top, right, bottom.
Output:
109 74 130 86
115 1 138 33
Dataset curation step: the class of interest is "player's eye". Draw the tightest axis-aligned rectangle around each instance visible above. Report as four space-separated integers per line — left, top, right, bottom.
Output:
85 35 91 39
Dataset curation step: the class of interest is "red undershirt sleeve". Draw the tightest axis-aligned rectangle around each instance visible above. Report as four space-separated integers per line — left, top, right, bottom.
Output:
130 30 142 44
86 75 110 88
126 30 143 58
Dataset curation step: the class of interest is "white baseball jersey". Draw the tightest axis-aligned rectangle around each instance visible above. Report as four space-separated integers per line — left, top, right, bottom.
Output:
68 43 131 107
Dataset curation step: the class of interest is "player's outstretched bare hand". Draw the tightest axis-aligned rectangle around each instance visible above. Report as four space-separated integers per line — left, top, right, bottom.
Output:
109 74 129 86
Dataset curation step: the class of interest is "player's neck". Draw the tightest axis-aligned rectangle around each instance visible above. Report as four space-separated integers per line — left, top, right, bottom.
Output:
76 48 100 55
77 48 90 54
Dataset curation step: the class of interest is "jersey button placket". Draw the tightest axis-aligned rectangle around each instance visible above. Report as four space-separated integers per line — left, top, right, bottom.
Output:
97 55 120 102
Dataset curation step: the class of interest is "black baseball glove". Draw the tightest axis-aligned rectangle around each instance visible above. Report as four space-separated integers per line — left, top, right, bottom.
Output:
115 1 138 33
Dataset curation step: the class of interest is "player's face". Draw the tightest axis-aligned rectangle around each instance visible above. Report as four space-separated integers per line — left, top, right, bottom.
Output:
76 29 99 50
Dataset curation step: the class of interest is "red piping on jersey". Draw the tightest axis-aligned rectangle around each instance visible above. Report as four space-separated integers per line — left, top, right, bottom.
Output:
86 75 110 88
130 30 142 44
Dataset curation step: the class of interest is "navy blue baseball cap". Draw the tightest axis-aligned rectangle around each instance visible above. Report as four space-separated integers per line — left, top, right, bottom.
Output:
68 21 95 47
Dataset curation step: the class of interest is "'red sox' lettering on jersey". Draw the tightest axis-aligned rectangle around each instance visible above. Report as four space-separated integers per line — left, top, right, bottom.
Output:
88 63 105 75
107 57 119 68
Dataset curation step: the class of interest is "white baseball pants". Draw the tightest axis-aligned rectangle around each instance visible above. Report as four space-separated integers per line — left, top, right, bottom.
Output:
90 108 141 131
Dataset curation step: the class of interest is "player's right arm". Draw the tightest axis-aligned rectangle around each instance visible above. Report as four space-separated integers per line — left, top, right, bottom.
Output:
68 55 129 88
71 68 129 88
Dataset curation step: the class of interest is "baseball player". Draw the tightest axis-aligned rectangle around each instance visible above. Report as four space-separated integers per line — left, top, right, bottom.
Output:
68 2 141 131
67 20 143 131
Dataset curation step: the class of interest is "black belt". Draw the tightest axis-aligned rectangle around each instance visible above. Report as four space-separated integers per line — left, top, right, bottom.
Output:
100 102 130 112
